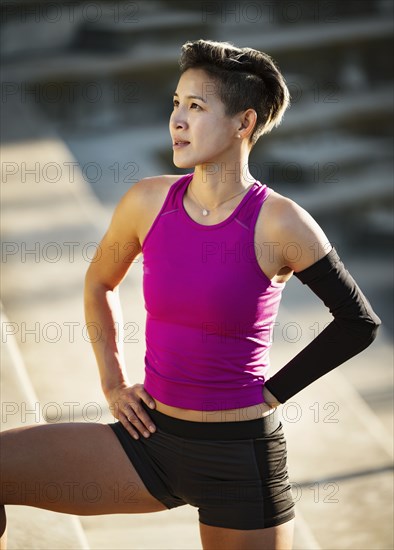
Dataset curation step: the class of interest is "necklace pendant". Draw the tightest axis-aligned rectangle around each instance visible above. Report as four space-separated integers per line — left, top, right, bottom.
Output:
202 209 209 216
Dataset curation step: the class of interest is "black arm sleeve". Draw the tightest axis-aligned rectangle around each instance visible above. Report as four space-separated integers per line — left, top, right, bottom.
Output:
264 248 382 404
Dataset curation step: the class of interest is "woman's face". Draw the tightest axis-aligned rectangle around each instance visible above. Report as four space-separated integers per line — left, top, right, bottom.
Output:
169 68 240 169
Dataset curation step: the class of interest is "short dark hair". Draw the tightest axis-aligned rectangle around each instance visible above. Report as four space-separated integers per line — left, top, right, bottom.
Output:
179 39 290 146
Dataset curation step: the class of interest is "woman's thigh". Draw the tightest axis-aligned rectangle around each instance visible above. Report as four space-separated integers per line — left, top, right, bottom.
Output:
0 422 167 515
199 518 295 550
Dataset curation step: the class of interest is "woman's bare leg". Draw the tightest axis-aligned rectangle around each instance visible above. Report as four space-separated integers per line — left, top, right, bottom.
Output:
0 422 167 535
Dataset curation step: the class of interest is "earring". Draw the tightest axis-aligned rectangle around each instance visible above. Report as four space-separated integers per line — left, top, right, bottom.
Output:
236 134 241 138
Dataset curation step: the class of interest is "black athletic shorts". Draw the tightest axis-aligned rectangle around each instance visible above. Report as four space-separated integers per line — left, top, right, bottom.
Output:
108 403 295 530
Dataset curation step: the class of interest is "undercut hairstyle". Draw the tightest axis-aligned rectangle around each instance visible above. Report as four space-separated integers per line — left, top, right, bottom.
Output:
179 39 290 147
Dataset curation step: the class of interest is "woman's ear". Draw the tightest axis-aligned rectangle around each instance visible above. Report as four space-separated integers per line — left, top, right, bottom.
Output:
237 109 257 140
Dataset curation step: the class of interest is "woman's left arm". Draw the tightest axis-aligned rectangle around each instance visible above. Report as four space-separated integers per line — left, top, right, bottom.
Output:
263 197 381 405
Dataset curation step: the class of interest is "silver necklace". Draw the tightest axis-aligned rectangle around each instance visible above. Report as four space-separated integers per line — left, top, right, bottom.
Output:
188 182 254 216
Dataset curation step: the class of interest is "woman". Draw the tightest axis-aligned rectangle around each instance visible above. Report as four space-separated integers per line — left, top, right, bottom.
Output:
0 40 381 550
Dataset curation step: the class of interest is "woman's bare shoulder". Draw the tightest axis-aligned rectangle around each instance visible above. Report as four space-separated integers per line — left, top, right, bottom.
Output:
264 188 301 214
261 189 331 271
264 189 319 231
135 174 184 197
121 175 185 248
117 174 183 211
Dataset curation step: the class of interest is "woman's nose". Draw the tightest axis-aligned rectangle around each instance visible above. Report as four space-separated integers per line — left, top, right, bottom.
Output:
170 111 187 130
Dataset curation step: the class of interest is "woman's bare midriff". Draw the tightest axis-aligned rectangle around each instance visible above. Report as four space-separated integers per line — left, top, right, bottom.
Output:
152 397 276 422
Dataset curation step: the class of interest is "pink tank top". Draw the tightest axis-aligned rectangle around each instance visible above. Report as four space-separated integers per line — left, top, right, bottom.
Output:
142 173 285 411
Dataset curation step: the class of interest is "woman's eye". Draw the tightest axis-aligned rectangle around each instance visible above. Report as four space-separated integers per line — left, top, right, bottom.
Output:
172 100 202 110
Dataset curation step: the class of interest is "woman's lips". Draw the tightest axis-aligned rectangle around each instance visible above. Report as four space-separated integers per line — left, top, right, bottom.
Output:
173 141 190 149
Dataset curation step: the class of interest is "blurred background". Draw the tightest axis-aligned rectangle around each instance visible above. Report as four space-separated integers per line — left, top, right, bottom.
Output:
1 1 393 549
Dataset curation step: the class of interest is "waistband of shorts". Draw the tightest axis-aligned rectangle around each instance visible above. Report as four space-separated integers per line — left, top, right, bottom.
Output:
141 401 281 440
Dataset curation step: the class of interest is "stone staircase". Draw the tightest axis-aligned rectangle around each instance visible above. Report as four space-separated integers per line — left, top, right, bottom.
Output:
1 1 393 548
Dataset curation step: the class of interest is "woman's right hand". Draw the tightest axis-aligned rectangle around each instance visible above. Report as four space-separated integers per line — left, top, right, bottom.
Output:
105 383 156 440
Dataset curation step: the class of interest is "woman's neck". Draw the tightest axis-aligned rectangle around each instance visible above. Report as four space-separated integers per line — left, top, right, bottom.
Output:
191 160 255 206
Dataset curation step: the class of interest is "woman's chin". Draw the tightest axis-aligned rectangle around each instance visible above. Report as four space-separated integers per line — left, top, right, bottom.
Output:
173 159 195 169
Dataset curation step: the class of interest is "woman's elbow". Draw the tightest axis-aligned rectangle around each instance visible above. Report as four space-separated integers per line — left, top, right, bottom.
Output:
369 314 382 341
357 314 382 346
84 266 116 300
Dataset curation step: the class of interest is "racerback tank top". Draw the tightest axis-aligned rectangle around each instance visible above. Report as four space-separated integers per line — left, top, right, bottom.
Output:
141 173 285 411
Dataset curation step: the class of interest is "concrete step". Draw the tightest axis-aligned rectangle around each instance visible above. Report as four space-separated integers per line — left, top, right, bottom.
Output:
217 14 394 54
1 1 81 59
1 136 111 418
261 134 393 184
64 125 170 206
0 309 90 549
266 85 393 139
275 160 393 214
78 9 214 52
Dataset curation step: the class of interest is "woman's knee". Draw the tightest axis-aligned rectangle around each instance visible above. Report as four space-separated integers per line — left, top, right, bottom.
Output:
199 518 295 550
